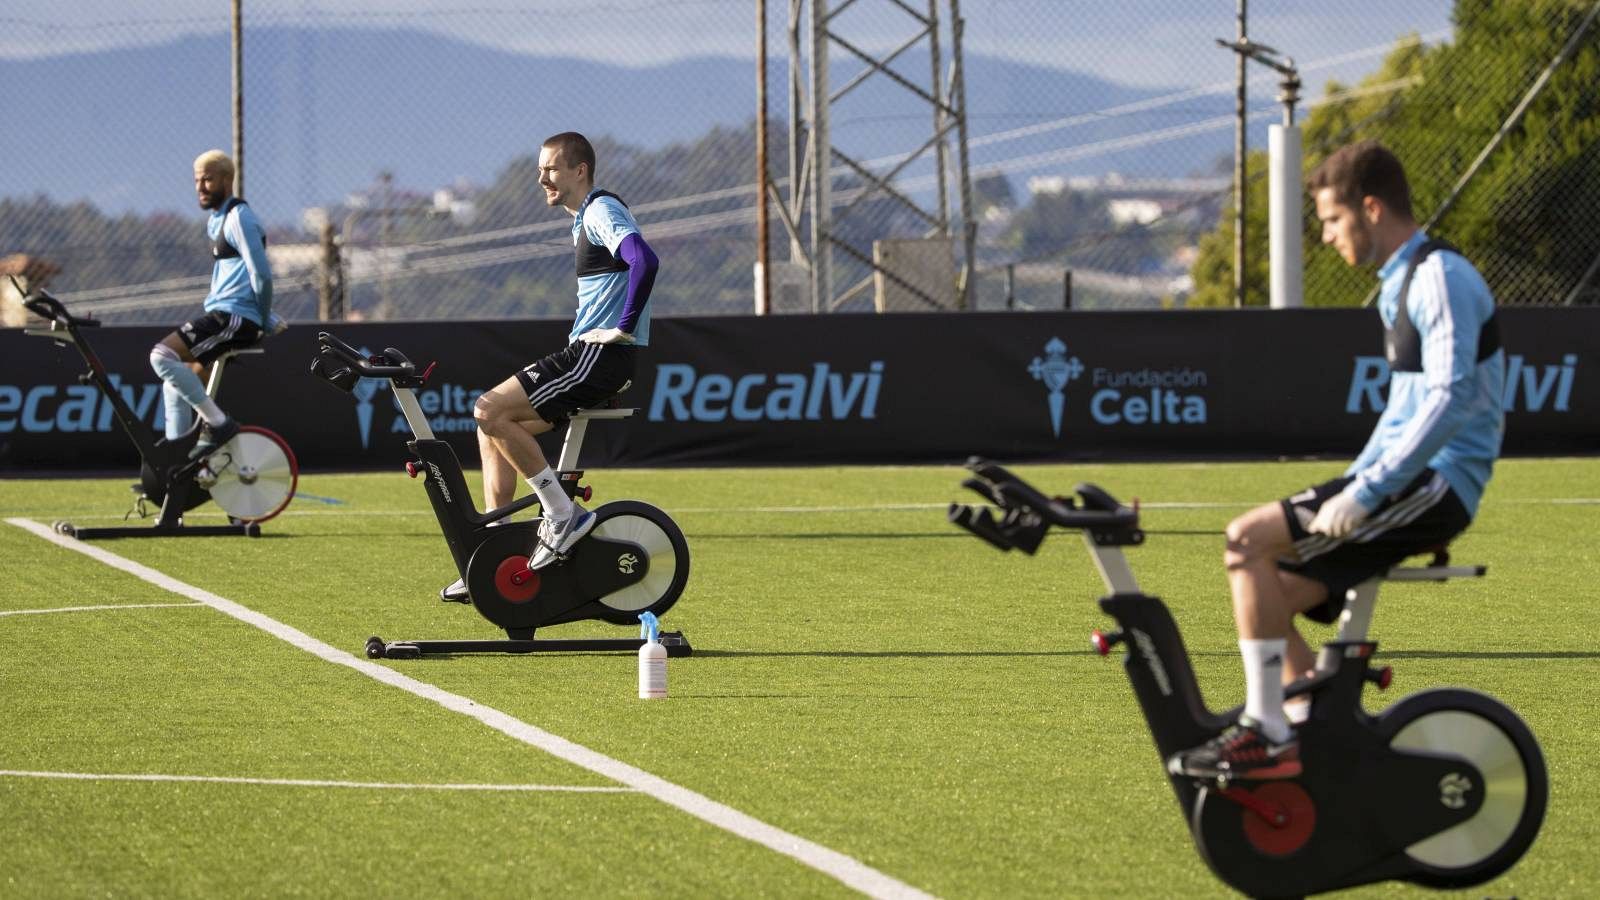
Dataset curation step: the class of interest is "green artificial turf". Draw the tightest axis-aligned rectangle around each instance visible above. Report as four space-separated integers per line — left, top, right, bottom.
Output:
1 458 1595 897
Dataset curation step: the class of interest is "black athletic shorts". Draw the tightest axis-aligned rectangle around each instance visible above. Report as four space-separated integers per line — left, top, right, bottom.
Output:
513 342 637 426
175 311 264 365
1278 468 1472 623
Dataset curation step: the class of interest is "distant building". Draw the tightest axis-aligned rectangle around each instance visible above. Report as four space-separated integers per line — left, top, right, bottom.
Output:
432 186 478 226
1026 171 1225 227
1107 198 1164 226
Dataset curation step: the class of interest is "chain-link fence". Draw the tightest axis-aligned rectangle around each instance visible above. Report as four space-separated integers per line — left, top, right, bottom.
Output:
1184 0 1600 309
1 1 1594 323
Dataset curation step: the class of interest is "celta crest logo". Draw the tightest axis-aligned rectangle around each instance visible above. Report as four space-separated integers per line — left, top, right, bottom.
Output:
349 346 383 449
1029 337 1083 438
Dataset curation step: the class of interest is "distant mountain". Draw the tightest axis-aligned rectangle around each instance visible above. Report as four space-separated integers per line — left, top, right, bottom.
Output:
0 27 1243 224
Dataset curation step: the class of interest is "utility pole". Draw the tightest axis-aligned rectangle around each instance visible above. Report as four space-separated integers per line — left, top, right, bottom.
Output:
230 0 245 198
1218 30 1302 310
317 221 342 321
806 0 831 312
755 0 772 314
378 170 393 314
949 2 976 310
1231 0 1246 308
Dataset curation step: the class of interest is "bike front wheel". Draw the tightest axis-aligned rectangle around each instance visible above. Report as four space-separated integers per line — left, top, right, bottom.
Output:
1381 688 1548 887
588 500 690 623
203 425 298 523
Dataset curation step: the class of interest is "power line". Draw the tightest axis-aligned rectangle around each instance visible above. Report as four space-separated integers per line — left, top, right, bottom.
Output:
62 42 1428 314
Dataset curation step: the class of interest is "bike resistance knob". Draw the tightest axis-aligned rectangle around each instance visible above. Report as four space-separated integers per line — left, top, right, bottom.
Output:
1090 629 1124 656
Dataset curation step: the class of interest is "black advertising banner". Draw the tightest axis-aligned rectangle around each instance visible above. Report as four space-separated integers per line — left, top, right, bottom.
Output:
0 308 1593 473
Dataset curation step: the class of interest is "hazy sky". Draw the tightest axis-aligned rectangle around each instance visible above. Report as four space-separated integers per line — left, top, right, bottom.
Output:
4 0 1454 88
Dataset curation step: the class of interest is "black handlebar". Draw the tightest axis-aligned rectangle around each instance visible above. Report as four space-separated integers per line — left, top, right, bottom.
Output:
311 331 431 394
20 289 99 328
316 332 417 377
949 456 1143 554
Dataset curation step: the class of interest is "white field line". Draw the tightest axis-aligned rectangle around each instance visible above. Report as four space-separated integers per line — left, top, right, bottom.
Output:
0 770 635 793
13 497 1594 522
4 517 934 900
0 602 203 617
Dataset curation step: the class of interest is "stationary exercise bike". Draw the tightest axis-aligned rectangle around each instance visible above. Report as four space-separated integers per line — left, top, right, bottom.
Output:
18 284 297 538
950 458 1546 899
310 332 691 659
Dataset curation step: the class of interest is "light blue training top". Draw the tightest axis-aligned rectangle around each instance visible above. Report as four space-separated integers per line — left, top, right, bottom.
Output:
569 190 650 347
205 201 273 327
1346 230 1505 517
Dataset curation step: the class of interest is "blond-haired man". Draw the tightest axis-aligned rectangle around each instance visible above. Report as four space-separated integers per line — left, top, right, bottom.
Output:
148 150 274 458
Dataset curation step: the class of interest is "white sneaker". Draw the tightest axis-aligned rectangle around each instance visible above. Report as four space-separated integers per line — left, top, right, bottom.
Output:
439 577 469 603
527 506 597 570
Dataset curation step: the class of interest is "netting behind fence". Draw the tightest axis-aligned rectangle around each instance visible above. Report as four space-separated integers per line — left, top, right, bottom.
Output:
1 1 1594 323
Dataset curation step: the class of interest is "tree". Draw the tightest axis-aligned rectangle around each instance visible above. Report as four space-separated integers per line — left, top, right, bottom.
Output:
1188 0 1600 307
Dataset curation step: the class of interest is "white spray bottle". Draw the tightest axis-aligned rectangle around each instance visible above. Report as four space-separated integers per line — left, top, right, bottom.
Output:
638 611 667 699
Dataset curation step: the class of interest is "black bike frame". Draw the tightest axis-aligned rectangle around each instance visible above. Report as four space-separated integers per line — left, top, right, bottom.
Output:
24 300 258 538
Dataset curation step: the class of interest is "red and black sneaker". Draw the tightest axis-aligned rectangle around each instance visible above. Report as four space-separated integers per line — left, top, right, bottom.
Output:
1170 716 1301 780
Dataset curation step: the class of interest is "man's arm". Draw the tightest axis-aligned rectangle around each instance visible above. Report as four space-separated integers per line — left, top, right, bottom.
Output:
1344 410 1388 477
580 202 658 344
1312 257 1488 537
228 206 274 326
615 232 658 334
1347 257 1484 509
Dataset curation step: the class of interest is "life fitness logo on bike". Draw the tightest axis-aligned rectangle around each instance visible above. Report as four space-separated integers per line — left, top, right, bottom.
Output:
1028 336 1210 438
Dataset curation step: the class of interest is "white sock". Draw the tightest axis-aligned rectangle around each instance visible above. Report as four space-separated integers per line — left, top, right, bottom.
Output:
1241 638 1292 742
195 396 227 427
526 467 572 522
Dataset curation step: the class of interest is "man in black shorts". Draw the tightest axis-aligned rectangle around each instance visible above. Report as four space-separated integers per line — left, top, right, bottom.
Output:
466 132 660 584
150 150 276 459
1173 141 1506 780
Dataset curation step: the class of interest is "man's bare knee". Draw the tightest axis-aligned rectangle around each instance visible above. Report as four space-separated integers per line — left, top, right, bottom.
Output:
1224 521 1267 571
473 395 504 434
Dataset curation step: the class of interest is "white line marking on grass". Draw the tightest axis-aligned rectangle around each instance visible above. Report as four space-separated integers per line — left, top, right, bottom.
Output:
0 602 204 618
0 770 635 793
4 517 934 900
14 497 1597 522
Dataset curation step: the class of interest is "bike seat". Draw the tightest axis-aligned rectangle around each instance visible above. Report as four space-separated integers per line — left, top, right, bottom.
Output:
1381 544 1485 583
570 392 636 421
570 407 636 421
219 347 265 360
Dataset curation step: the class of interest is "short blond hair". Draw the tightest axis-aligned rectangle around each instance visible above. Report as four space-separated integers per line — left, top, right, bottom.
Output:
194 149 235 182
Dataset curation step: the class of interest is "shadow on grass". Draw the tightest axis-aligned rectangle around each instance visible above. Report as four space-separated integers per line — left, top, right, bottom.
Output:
690 531 965 540
280 530 451 538
691 648 1091 658
688 529 1220 540
1379 649 1600 660
672 693 863 700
